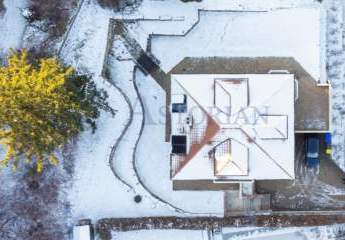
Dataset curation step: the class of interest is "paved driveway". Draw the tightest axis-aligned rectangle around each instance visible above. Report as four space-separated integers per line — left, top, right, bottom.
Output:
256 134 345 211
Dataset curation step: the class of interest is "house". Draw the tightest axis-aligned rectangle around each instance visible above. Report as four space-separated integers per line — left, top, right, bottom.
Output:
168 57 330 194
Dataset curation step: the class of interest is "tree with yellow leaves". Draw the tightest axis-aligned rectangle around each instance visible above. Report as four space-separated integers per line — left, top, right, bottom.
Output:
0 50 114 172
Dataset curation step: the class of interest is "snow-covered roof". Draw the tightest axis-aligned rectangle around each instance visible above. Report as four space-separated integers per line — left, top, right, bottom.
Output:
73 225 91 240
171 74 295 180
214 78 248 115
214 139 249 176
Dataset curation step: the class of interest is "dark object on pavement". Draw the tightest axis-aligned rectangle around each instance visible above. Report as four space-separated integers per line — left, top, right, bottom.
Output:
306 136 320 168
134 195 142 203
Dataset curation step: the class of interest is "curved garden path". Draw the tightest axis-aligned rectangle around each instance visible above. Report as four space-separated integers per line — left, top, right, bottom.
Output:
104 19 221 216
107 77 135 191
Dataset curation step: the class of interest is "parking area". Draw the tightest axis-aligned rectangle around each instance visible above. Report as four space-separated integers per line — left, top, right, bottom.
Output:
256 133 345 211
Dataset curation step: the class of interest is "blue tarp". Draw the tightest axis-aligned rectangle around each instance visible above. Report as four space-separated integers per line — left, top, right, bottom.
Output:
324 133 332 145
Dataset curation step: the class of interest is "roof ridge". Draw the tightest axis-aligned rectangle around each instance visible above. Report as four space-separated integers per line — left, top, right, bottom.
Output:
240 127 293 179
172 80 220 177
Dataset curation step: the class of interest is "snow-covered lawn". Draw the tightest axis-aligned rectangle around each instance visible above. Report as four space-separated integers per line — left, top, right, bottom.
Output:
223 224 345 240
67 76 181 221
59 2 111 72
63 0 226 221
136 0 316 19
0 0 27 56
61 3 175 221
151 7 321 80
111 225 345 240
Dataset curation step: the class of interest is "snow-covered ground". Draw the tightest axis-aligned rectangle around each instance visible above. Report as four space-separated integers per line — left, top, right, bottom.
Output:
111 225 345 240
62 1 224 221
221 225 345 240
0 0 27 56
61 3 177 221
112 229 208 240
61 0 222 222
136 0 316 20
57 0 334 223
151 8 321 80
134 68 224 214
1 0 345 239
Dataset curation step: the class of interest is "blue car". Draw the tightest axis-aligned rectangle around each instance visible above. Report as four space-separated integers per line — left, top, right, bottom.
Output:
306 136 320 168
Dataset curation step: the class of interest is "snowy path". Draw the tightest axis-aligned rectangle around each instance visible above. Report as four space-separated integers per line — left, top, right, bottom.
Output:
107 75 135 190
109 60 142 189
107 53 194 213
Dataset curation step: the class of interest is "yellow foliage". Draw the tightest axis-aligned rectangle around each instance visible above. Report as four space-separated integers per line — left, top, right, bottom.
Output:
0 49 78 172
37 158 43 173
48 154 59 166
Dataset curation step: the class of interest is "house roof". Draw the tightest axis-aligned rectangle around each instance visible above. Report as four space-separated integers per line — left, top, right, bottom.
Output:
171 73 295 180
169 57 329 132
214 138 249 176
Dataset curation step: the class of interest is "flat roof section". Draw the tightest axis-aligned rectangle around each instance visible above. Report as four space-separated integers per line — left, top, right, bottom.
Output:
153 8 321 81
